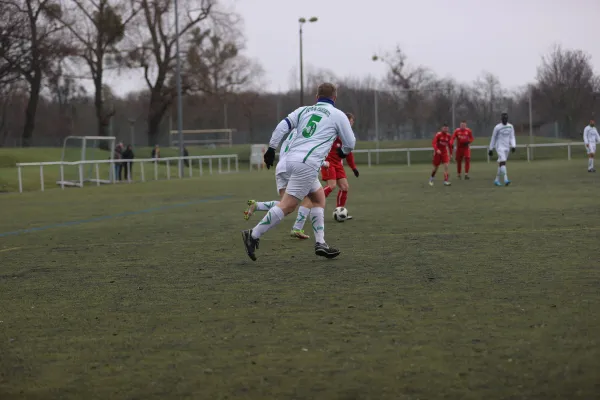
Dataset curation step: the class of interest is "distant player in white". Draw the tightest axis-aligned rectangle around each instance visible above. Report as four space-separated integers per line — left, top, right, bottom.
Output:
241 83 356 261
488 112 516 186
583 118 599 172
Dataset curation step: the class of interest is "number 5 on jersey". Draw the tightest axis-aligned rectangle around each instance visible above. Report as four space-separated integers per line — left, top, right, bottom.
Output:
302 115 323 138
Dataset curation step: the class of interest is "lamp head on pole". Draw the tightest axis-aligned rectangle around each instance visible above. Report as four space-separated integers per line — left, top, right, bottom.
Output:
299 16 318 24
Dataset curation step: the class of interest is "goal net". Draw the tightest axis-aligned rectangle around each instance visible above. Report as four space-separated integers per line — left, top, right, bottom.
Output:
169 129 235 148
56 136 116 188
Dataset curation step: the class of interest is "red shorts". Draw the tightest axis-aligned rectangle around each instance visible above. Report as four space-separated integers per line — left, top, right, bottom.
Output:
455 147 471 159
433 152 450 166
321 162 346 181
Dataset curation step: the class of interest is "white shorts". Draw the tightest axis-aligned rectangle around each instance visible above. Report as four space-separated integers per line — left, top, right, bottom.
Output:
587 145 596 155
281 161 322 200
496 148 510 163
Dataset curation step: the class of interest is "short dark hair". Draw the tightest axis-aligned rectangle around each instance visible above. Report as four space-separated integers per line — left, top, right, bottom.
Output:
317 83 337 99
442 122 448 127
461 119 467 123
345 112 354 121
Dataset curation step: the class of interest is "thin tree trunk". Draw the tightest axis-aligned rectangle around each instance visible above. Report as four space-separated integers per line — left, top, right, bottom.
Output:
21 70 42 147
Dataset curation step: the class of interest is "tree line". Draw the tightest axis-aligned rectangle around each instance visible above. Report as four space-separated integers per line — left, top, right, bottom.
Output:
1 0 599 147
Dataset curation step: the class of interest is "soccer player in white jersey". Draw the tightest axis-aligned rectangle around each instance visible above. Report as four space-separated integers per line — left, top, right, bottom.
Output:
488 112 516 186
243 129 318 240
583 118 599 172
241 83 356 261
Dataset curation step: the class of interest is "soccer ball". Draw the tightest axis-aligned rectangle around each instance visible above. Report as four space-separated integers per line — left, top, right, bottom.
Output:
333 207 348 222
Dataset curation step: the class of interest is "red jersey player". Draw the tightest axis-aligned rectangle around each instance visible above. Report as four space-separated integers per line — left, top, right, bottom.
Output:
321 112 359 219
429 123 452 186
451 120 474 179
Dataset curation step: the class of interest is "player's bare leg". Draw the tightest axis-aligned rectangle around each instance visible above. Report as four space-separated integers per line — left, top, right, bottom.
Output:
443 163 451 186
429 165 439 186
307 188 340 259
242 193 300 261
291 197 312 239
464 157 471 179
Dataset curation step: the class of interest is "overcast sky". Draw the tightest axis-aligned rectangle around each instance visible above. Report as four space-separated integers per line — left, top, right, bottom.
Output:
106 0 600 96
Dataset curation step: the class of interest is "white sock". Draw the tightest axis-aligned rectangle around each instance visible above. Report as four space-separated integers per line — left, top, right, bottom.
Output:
293 206 311 231
589 158 594 170
309 207 325 244
496 167 502 181
500 165 508 181
256 201 279 211
251 206 285 239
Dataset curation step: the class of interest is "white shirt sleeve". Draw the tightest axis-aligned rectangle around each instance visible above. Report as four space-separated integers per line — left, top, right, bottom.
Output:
336 111 356 155
489 125 499 150
509 124 516 148
268 107 304 149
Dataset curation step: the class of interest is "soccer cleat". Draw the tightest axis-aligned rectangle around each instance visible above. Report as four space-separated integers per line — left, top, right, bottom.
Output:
458 175 462 180
444 181 451 186
346 215 353 220
505 180 511 186
244 200 257 221
241 229 259 261
465 175 470 180
315 242 341 259
290 229 310 239
494 180 502 186
428 180 434 186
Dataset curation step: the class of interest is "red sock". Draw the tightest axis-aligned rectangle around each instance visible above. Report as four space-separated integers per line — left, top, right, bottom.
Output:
444 172 448 181
457 159 462 174
324 186 333 197
337 190 348 207
465 158 470 174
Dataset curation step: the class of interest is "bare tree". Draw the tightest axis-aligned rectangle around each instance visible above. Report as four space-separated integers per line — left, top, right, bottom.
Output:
57 0 138 139
128 0 214 144
0 0 69 146
534 45 599 138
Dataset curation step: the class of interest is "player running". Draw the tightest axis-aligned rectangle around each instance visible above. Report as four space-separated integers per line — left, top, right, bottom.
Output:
244 129 316 240
429 123 452 186
488 112 516 186
451 120 474 179
583 118 599 172
241 83 356 261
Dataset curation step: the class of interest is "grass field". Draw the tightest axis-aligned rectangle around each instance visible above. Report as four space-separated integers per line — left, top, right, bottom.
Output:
1 159 600 399
0 137 585 193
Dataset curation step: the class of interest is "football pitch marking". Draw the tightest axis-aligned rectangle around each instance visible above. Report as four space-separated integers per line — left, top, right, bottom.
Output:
0 195 232 238
374 225 600 237
0 247 22 253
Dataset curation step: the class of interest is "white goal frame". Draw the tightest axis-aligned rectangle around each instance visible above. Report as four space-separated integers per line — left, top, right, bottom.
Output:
56 135 116 187
169 129 235 147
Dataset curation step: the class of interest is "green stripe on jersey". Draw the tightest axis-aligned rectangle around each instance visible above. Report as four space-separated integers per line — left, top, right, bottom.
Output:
302 135 336 163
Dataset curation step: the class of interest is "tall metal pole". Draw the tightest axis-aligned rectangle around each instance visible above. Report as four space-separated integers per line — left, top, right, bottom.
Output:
451 91 456 130
529 86 533 160
374 89 379 165
174 0 184 176
299 22 304 107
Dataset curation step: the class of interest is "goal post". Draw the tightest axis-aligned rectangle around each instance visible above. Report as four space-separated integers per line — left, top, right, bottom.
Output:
56 136 116 187
250 144 268 170
169 129 235 147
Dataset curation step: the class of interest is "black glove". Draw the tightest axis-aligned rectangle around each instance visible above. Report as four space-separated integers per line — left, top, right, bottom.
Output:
336 147 347 159
511 147 516 153
264 147 276 169
488 149 493 157
353 168 359 178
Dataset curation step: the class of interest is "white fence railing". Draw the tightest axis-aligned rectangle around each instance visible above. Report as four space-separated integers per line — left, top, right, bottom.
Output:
353 142 582 167
16 154 239 193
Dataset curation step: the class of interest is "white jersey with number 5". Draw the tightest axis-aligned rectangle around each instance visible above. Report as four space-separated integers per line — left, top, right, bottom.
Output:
489 123 516 151
269 99 356 171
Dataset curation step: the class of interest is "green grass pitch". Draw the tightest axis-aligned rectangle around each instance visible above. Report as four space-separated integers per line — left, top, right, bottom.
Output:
1 160 600 399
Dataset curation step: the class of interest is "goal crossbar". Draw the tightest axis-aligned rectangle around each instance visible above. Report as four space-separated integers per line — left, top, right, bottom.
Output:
170 129 236 147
